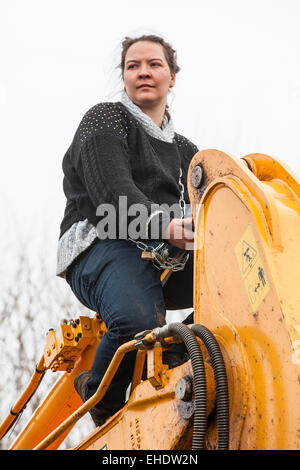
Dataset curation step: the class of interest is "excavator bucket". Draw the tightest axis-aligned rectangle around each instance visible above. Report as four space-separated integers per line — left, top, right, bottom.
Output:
189 149 300 450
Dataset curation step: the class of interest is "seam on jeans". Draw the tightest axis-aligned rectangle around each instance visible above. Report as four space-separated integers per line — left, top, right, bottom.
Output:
80 277 95 310
67 275 94 311
82 277 118 333
98 299 122 338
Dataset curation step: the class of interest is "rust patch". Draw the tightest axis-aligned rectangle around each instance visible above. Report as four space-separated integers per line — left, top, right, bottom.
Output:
154 302 166 327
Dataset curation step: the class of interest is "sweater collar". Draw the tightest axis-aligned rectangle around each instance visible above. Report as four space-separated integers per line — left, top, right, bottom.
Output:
120 91 175 143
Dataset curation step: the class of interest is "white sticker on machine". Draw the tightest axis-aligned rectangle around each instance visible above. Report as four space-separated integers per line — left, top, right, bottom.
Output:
235 225 270 313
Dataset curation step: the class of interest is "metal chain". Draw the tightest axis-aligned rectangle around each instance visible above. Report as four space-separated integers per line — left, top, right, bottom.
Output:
131 239 189 271
178 167 186 219
129 167 188 272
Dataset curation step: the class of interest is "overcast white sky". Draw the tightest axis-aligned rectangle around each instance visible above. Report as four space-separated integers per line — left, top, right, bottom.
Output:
1 0 300 239
1 0 300 447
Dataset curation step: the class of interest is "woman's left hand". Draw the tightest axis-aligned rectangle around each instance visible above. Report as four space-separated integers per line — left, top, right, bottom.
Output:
163 217 194 250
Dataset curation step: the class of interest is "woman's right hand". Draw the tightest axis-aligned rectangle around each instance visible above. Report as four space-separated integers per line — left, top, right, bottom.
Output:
163 217 194 250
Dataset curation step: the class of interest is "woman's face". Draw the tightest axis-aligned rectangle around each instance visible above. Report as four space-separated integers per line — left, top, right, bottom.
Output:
123 41 175 112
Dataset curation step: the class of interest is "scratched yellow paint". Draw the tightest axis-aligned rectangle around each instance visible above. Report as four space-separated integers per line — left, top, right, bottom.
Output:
235 225 270 313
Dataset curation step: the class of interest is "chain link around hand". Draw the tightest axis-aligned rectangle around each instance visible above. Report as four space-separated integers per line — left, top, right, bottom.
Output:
129 167 189 271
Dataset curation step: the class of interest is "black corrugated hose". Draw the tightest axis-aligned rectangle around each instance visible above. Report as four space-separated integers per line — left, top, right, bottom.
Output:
153 322 207 450
190 324 229 450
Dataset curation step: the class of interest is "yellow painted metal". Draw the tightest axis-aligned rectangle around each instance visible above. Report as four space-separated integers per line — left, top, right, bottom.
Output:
147 345 169 389
7 324 216 450
33 338 138 450
0 356 46 440
130 349 147 394
33 331 215 451
43 315 106 373
188 149 300 449
8 315 106 450
10 345 96 450
71 349 216 451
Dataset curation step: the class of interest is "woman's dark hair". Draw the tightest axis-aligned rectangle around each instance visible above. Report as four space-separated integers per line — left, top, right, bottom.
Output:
120 34 181 75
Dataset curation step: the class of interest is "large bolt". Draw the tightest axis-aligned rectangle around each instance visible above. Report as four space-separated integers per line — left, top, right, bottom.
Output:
82 319 91 330
191 164 204 189
64 331 74 340
176 376 193 401
74 333 82 342
58 355 64 364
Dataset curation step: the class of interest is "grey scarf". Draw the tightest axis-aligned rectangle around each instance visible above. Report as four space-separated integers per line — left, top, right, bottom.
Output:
121 91 175 143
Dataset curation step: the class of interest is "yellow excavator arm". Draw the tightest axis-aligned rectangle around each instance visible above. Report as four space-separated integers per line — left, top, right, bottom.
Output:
1 149 300 450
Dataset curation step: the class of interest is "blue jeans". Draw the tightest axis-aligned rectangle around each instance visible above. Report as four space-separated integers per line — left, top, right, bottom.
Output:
66 238 193 413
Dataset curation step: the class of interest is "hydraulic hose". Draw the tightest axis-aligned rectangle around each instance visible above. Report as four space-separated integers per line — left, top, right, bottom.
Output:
190 324 229 450
0 356 46 440
153 322 207 450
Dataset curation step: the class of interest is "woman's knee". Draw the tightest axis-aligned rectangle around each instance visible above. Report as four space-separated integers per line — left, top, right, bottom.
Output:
105 299 166 340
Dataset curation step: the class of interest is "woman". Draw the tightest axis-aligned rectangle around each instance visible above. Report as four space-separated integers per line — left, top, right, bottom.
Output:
57 34 198 427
